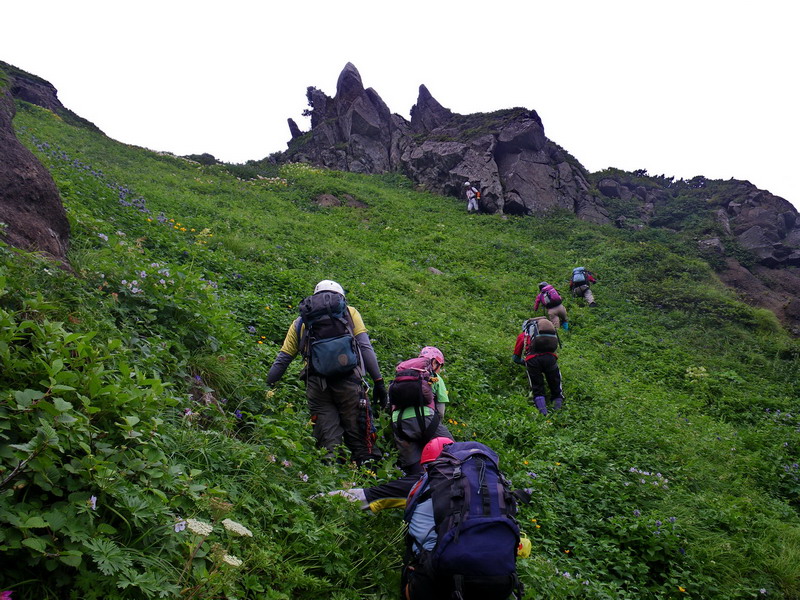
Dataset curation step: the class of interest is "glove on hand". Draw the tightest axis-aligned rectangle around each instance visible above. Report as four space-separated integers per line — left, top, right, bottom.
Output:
512 355 525 365
371 379 387 409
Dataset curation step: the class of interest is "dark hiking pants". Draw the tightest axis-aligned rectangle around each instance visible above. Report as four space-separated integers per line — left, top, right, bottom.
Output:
306 374 381 464
525 353 563 402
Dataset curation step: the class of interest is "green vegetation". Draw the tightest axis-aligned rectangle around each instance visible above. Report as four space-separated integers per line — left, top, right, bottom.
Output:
1 99 799 599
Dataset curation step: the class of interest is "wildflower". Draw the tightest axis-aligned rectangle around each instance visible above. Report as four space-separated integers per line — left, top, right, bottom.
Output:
183 408 193 416
523 460 528 465
669 516 677 523
535 524 541 529
222 519 253 537
174 520 187 532
678 586 686 593
1 591 13 600
88 495 97 510
299 472 309 482
564 549 570 554
562 572 571 579
760 589 767 595
267 455 276 462
98 233 108 242
555 462 561 466
527 472 537 478
247 326 257 334
655 520 662 527
282 460 292 468
185 518 213 536
583 581 589 586
222 554 243 567
633 510 641 517
234 409 242 419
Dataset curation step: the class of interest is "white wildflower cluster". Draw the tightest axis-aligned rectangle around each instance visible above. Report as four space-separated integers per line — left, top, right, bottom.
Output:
685 366 709 382
222 518 253 537
185 518 214 536
222 553 243 567
281 162 321 176
255 175 289 186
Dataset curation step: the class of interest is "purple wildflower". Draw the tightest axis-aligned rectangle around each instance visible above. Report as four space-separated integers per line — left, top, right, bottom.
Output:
527 472 537 478
234 409 242 419
633 510 641 517
174 520 187 532
247 326 257 334
89 495 97 510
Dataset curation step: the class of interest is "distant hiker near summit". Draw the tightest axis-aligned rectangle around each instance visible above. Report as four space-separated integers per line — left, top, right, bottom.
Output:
463 181 480 213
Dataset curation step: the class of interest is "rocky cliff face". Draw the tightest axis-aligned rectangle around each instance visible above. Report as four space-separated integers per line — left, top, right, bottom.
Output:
0 64 70 266
594 172 800 333
283 63 610 224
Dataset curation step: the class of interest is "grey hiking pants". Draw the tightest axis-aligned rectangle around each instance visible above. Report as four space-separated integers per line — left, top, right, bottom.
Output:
306 374 380 464
572 284 595 305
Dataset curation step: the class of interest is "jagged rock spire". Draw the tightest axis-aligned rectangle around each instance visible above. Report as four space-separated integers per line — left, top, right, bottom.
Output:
410 84 452 133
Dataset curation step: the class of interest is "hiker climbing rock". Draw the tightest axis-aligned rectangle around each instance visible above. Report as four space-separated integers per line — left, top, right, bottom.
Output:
266 280 386 465
534 281 569 330
401 438 524 600
386 347 453 477
513 317 564 415
463 181 480 213
569 266 598 306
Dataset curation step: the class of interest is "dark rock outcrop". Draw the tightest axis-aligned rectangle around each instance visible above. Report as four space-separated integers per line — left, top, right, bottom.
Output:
0 70 69 265
598 172 800 332
282 63 609 223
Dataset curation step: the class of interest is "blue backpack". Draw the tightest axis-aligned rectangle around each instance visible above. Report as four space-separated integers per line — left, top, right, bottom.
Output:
405 442 523 599
296 291 359 377
571 266 588 286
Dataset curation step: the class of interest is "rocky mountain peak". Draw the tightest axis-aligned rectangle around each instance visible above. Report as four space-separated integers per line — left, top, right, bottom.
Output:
282 63 609 223
410 84 452 133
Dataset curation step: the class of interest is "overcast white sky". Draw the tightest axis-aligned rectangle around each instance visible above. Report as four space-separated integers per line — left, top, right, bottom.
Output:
3 0 798 208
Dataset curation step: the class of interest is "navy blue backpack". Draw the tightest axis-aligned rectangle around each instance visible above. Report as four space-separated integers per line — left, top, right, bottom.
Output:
404 442 523 599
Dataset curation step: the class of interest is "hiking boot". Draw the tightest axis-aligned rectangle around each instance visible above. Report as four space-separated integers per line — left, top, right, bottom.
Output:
533 396 548 415
589 302 597 307
553 397 563 410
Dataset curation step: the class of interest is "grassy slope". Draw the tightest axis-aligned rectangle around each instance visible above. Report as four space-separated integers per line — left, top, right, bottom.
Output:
1 100 799 599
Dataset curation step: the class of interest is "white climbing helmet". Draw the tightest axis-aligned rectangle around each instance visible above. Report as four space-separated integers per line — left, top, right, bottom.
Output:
463 181 471 186
314 279 345 296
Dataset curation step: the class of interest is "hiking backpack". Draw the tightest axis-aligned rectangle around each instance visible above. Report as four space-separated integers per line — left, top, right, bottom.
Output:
388 357 440 441
523 317 559 354
541 284 562 307
571 266 588 286
296 291 359 377
405 441 523 599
